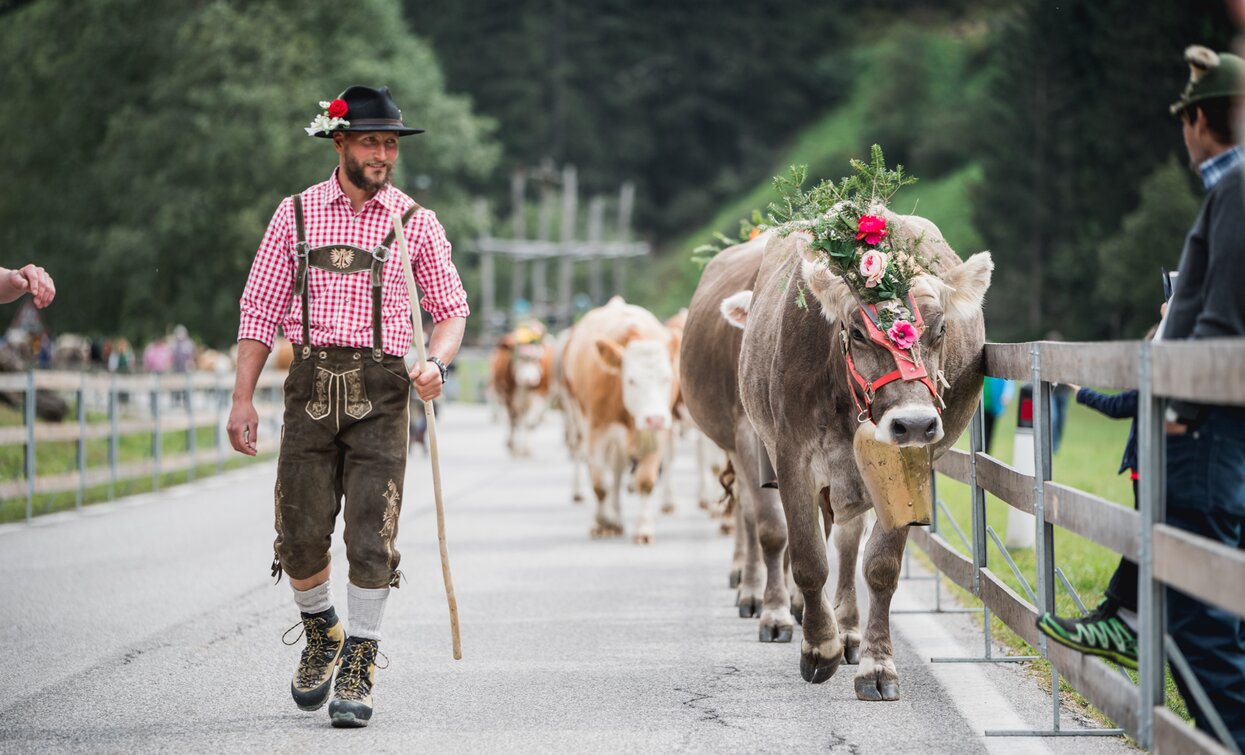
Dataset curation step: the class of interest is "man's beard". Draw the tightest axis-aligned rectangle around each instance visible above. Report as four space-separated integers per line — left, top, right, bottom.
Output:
344 154 393 194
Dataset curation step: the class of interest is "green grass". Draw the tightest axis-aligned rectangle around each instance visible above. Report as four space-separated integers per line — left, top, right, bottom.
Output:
926 398 1190 730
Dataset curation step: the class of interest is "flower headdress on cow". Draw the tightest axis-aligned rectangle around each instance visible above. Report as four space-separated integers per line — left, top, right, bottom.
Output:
771 145 929 350
771 146 955 418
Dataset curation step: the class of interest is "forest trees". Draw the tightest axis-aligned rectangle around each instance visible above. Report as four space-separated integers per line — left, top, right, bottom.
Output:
0 0 497 345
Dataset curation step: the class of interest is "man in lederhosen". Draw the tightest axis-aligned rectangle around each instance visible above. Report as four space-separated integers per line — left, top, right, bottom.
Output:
227 85 468 728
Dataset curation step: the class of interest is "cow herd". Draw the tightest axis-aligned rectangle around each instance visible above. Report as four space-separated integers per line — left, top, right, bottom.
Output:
487 211 993 700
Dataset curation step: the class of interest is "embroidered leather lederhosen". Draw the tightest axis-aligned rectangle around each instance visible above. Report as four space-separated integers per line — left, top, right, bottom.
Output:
271 196 419 589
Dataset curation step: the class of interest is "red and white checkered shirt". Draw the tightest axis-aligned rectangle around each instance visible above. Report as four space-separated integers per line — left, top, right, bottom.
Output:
238 169 470 355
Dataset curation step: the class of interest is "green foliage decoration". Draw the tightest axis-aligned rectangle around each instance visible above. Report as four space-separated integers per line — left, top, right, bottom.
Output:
772 146 927 324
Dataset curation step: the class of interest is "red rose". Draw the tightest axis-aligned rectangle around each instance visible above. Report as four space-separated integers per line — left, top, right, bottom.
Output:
855 214 889 246
328 99 348 118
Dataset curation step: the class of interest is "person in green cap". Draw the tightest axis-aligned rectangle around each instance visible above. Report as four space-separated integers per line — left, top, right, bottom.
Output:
1038 44 1245 749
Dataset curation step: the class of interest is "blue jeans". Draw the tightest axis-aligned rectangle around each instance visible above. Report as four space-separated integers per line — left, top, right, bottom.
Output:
1165 410 1245 748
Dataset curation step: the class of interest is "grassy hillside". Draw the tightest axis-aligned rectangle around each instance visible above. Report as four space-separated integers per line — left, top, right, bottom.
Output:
637 23 988 318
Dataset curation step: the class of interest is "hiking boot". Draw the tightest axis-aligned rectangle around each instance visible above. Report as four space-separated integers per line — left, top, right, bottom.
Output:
1037 600 1138 670
285 607 345 711
329 636 381 728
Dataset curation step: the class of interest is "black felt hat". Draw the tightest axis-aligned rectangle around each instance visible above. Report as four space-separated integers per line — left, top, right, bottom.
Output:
305 85 424 138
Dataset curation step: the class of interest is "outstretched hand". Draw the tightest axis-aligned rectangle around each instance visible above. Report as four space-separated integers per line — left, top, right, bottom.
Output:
4 264 55 307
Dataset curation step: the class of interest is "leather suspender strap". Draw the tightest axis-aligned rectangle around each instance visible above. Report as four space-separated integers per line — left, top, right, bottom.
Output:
370 204 420 361
293 195 311 358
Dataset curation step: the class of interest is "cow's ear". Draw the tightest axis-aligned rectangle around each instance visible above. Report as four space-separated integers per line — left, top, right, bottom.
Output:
941 252 994 321
497 334 516 350
800 258 852 322
594 337 625 372
791 230 817 264
719 291 753 330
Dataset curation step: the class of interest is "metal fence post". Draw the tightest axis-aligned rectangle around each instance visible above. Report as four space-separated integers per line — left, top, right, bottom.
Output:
186 372 195 482
152 373 162 492
76 372 87 511
108 374 118 500
24 369 35 523
1031 343 1060 729
969 402 987 594
1137 341 1165 748
215 371 225 473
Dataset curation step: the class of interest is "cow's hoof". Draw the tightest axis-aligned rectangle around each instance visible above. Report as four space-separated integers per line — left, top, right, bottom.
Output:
738 595 760 618
728 569 741 589
590 525 624 538
854 675 900 701
633 532 654 545
660 502 676 515
799 646 843 684
791 602 804 625
719 522 735 536
698 499 711 511
843 632 862 665
572 493 585 504
759 623 794 643
854 658 900 701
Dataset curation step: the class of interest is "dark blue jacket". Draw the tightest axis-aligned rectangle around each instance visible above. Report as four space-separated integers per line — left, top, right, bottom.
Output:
1076 387 1137 475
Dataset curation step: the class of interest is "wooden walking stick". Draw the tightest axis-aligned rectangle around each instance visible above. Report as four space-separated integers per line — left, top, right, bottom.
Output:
392 213 462 660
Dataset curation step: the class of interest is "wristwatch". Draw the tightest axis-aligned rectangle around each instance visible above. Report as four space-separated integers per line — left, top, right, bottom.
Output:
427 355 448 383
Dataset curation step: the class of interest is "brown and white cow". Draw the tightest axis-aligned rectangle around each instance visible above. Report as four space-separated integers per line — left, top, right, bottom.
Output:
680 231 797 643
562 297 678 543
734 214 991 699
489 329 555 456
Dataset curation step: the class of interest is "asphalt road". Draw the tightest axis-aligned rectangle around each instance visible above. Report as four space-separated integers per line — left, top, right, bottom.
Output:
0 404 1136 754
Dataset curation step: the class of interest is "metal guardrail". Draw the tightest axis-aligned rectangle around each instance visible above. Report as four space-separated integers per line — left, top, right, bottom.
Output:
0 369 286 521
907 338 1245 753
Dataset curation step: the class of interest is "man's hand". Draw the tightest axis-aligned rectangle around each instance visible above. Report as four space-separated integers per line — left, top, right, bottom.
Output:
409 360 444 402
3 264 55 307
227 400 259 455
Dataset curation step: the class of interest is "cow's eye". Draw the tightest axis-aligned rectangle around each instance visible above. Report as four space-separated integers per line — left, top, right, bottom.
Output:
851 327 866 343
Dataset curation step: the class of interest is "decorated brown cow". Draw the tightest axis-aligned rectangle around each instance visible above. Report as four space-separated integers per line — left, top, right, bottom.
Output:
489 323 555 456
726 155 992 700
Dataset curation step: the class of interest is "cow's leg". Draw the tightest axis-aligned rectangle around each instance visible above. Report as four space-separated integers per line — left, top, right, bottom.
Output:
570 450 588 505
786 552 804 624
606 433 627 536
695 430 721 511
853 522 907 701
735 427 792 641
659 427 677 515
831 513 866 664
777 460 842 683
589 430 624 537
632 448 662 544
726 455 744 588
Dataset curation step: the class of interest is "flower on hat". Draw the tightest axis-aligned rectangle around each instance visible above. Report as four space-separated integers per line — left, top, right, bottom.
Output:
859 250 888 288
887 319 918 350
304 98 351 136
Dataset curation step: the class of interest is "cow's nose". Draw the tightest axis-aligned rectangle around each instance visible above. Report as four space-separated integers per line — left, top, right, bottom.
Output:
890 416 939 443
644 415 667 431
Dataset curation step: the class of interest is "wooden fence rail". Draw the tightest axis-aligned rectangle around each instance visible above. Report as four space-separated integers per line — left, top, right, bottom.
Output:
911 338 1245 753
0 370 286 520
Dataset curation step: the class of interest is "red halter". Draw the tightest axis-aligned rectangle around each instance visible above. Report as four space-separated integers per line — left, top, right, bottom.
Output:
840 293 942 423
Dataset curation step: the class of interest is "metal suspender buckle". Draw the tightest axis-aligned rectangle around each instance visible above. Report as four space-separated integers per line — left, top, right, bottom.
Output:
294 241 310 260
369 244 391 262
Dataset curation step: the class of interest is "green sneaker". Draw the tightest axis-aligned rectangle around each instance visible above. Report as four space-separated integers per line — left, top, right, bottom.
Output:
1036 600 1138 670
284 607 346 711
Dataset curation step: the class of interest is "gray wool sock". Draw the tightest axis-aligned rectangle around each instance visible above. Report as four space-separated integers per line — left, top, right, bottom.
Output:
292 579 333 616
347 583 390 641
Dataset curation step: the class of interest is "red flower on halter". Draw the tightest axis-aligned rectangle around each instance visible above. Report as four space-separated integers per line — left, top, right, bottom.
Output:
327 99 349 118
855 214 889 246
887 320 918 350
